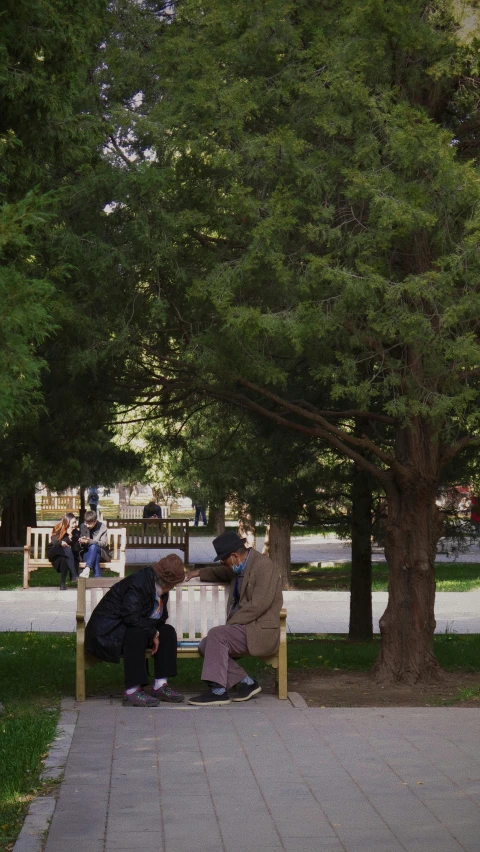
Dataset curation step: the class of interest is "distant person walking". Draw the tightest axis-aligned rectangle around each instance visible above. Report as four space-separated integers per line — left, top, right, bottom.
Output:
193 502 207 526
87 486 99 513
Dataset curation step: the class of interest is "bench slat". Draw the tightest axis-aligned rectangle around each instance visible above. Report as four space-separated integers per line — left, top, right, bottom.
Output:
188 585 195 639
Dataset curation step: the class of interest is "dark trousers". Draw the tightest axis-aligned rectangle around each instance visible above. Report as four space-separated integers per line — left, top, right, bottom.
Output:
52 551 78 586
122 623 178 689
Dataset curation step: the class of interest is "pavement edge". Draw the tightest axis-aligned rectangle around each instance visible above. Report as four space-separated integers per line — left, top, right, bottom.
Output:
12 697 78 852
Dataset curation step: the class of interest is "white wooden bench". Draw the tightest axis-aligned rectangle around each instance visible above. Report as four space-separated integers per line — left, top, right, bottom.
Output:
75 577 287 701
39 495 80 520
23 527 127 589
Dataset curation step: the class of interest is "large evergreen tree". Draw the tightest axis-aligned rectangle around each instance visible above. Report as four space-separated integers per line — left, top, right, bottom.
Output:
98 0 480 682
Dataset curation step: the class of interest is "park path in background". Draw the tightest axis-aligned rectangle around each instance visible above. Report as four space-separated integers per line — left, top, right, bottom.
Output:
40 696 480 852
2 587 480 634
2 534 480 633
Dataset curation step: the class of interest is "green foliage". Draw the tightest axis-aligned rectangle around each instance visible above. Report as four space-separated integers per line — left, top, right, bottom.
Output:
97 0 480 460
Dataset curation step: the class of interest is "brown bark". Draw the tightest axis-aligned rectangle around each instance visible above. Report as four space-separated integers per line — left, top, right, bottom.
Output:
349 464 373 641
0 488 37 546
118 483 130 508
374 428 444 683
263 516 294 589
207 503 225 535
79 485 86 525
238 510 256 548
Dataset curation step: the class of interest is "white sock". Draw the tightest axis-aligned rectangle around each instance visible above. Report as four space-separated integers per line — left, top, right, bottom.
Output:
125 685 140 695
241 675 254 685
154 678 167 689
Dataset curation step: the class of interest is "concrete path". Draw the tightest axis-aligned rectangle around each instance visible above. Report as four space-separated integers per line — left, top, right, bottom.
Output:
42 696 480 852
2 588 480 635
7 531 480 566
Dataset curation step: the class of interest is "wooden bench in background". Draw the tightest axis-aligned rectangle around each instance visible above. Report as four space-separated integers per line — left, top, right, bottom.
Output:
119 505 171 519
75 576 287 701
23 527 127 589
39 495 80 520
106 517 189 565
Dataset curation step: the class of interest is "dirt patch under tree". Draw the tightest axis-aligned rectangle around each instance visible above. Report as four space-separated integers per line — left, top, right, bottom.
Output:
289 669 480 708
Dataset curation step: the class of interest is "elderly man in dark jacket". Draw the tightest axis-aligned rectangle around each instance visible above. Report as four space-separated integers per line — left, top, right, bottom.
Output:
185 531 283 706
85 554 186 707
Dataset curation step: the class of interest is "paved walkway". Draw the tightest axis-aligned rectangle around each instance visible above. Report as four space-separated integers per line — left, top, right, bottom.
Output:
2 588 480 634
41 696 480 852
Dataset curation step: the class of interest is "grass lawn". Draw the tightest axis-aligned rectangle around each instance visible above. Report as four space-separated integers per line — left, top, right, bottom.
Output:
1 630 480 850
3 552 480 592
291 561 480 592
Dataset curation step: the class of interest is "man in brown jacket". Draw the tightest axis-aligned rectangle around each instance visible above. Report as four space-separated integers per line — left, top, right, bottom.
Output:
185 530 283 706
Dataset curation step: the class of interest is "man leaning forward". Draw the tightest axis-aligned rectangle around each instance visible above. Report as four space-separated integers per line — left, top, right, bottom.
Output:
186 531 283 706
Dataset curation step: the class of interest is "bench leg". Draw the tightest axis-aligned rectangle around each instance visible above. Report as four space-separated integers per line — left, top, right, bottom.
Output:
277 610 288 699
23 550 30 590
76 616 86 702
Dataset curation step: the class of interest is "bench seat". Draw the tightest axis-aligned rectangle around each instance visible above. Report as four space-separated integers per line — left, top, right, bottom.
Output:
76 577 287 701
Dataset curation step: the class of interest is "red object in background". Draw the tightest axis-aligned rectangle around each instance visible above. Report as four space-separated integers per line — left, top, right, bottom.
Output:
471 495 480 524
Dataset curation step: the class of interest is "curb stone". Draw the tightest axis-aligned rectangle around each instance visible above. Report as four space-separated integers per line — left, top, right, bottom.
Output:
12 698 77 852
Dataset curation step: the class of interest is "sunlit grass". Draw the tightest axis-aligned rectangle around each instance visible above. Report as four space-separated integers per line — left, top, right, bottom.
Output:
291 561 480 592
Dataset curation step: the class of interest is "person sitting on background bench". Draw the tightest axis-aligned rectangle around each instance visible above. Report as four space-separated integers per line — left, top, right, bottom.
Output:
185 531 283 706
85 554 186 707
78 511 110 578
143 500 163 519
47 513 80 589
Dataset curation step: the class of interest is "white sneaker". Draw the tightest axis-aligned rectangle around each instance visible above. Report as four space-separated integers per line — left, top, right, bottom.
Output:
79 568 90 578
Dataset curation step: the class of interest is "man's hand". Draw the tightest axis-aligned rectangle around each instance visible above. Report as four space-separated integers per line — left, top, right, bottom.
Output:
61 541 71 548
185 569 200 582
152 631 160 655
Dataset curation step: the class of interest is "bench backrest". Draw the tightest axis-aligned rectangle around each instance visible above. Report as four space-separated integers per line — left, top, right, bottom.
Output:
26 527 127 566
119 506 143 519
106 518 189 550
40 496 80 511
77 577 227 639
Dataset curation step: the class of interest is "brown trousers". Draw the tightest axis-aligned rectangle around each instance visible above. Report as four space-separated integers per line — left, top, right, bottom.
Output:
198 624 249 689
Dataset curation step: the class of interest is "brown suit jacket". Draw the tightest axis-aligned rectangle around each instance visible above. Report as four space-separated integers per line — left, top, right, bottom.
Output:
199 548 283 657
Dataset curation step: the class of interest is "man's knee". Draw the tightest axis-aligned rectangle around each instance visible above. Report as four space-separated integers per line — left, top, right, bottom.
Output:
123 626 147 648
158 623 177 646
203 626 233 652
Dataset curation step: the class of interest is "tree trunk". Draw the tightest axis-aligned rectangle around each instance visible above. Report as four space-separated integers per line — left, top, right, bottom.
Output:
206 503 216 532
207 503 225 535
374 474 443 684
0 488 37 546
118 484 130 509
79 485 86 525
238 511 256 548
263 516 294 589
349 464 373 641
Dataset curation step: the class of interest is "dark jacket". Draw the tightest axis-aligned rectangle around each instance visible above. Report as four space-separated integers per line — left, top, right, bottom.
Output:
143 503 163 519
47 531 81 572
79 520 111 562
85 566 169 663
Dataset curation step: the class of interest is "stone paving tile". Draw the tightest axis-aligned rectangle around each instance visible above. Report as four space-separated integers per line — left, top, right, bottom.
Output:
42 704 480 852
